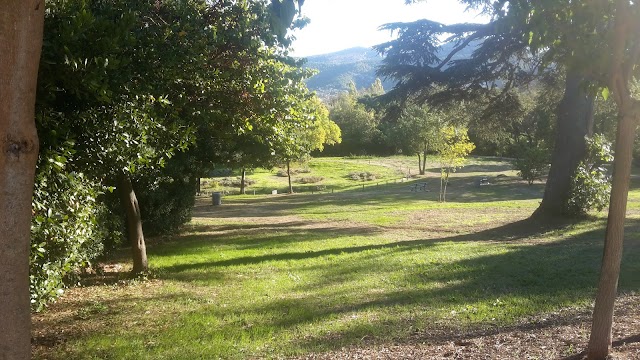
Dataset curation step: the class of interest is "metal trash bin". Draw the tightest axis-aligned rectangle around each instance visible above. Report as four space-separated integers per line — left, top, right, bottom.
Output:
212 192 222 206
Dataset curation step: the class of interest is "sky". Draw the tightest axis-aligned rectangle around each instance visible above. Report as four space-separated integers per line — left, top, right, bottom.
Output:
290 0 488 57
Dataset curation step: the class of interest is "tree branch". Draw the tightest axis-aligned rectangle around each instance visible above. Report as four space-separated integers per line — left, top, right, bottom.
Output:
435 28 487 70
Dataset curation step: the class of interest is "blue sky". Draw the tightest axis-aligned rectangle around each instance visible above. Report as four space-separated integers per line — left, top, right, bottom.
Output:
291 0 488 57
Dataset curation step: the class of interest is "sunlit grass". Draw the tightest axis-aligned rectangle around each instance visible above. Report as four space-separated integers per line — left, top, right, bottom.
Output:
32 156 640 360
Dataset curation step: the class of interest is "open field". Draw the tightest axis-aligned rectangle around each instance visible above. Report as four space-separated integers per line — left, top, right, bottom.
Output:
33 157 640 359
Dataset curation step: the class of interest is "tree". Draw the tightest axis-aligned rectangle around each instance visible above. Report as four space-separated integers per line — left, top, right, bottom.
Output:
327 90 381 156
0 1 44 358
375 1 598 217
436 126 475 202
386 104 443 174
275 95 341 193
386 1 640 357
587 1 640 358
37 0 309 274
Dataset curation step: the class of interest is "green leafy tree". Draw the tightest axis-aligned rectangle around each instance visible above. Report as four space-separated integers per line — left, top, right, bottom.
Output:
566 134 613 216
376 1 598 217
387 1 640 357
386 104 444 174
2 0 306 355
327 91 380 155
37 0 308 275
437 126 475 202
513 146 550 186
276 95 342 193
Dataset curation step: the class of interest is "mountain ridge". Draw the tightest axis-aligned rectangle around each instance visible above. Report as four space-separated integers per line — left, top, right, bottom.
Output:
301 46 394 100
301 43 474 100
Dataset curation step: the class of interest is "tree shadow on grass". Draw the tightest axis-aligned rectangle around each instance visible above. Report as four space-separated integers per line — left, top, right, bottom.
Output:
154 224 384 276
192 175 545 223
259 221 640 354
159 216 610 276
178 215 638 352
43 215 640 359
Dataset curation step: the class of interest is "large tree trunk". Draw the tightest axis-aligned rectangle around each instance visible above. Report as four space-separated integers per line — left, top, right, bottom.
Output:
533 69 595 217
118 173 148 274
240 168 246 195
417 154 423 175
0 2 44 359
588 2 640 358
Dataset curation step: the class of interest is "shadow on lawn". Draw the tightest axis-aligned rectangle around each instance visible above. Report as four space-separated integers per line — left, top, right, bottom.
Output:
160 216 609 274
192 175 544 221
159 214 640 353
257 221 640 353
48 215 640 358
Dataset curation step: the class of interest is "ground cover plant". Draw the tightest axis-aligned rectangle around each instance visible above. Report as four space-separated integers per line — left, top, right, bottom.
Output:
32 157 640 359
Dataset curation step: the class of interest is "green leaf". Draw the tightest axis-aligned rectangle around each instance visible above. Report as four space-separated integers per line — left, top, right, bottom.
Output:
601 87 610 101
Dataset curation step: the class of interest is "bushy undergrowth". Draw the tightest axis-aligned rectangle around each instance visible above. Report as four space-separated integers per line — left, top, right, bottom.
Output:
513 145 550 185
566 134 613 216
276 169 311 177
216 177 256 188
30 153 120 311
296 176 324 184
136 173 197 236
348 171 377 181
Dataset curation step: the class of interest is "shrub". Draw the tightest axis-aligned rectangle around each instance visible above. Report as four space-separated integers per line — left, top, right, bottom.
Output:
30 154 114 311
136 175 197 236
219 177 256 187
566 134 613 216
276 168 309 177
348 171 376 181
513 146 550 185
296 176 324 184
134 155 200 236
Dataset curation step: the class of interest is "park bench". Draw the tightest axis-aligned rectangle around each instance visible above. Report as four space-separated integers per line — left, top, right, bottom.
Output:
476 177 490 187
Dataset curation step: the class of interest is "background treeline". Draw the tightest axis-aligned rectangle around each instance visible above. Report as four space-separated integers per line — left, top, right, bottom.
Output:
321 76 627 161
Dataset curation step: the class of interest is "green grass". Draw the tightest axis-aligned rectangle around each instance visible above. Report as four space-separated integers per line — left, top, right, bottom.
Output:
33 156 640 360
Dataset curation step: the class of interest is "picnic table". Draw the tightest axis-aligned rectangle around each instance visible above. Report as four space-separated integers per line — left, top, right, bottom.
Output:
409 182 429 192
476 177 490 187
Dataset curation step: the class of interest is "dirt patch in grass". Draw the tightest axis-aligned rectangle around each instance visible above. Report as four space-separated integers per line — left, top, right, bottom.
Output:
293 293 640 360
31 278 169 358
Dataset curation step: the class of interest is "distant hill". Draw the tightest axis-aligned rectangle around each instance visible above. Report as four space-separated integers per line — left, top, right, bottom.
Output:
302 47 395 100
302 44 475 100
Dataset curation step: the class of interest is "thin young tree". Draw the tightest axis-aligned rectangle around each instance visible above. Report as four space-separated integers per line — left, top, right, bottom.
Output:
588 1 640 358
436 126 475 202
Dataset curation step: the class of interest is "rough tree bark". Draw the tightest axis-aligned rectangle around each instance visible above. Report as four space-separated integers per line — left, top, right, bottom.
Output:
0 1 44 359
533 69 595 217
588 1 640 358
417 153 423 175
118 173 148 274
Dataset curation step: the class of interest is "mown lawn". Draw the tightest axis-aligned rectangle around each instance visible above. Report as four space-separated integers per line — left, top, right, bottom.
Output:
32 156 640 359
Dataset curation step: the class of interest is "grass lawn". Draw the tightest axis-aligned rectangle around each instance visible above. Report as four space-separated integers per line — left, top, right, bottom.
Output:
32 156 640 359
